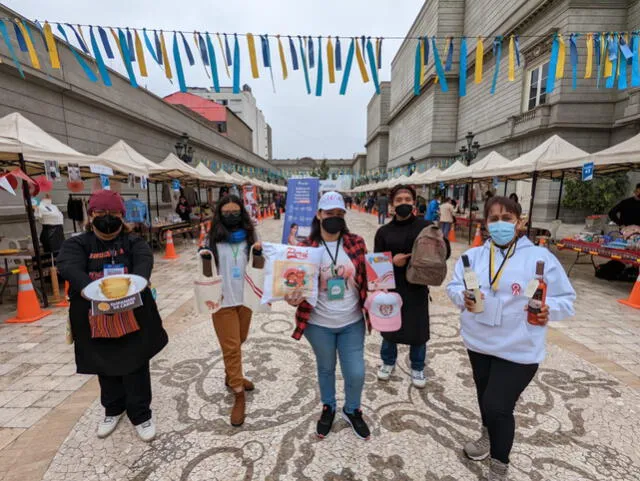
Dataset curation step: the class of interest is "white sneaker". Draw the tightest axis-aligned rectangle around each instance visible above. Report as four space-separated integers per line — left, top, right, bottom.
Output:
135 417 156 442
97 413 123 439
411 370 427 389
377 364 395 381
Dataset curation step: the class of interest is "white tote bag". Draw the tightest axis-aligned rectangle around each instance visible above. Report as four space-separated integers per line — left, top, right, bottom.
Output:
243 247 270 313
194 249 223 316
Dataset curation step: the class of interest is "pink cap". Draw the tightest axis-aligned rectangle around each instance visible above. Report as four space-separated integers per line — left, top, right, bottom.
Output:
88 189 125 215
364 291 403 333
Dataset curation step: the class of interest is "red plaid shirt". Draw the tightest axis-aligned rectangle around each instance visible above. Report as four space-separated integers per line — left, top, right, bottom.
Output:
292 233 369 340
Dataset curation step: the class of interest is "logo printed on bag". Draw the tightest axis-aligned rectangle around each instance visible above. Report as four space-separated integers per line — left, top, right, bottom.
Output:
286 248 309 260
512 283 521 296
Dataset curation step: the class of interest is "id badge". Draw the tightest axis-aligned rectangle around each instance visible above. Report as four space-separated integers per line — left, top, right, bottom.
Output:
103 264 125 277
327 277 346 301
231 266 243 280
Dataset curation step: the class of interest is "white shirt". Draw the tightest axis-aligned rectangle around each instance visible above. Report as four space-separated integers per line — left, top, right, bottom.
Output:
439 202 455 223
35 200 64 226
218 241 248 308
309 240 362 329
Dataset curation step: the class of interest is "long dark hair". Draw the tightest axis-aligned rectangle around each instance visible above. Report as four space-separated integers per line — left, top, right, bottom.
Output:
308 211 350 244
208 195 257 266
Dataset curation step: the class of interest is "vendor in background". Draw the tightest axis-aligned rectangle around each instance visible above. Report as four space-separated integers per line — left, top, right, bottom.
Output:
57 190 168 442
609 183 640 227
176 195 192 222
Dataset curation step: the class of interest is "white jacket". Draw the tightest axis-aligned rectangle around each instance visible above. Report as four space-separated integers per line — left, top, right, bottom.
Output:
447 237 576 364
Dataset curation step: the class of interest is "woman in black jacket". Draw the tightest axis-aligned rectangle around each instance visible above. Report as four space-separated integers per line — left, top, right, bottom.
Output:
374 185 450 388
58 190 168 442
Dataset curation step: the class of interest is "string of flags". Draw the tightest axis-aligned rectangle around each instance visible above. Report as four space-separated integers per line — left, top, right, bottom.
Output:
0 17 638 97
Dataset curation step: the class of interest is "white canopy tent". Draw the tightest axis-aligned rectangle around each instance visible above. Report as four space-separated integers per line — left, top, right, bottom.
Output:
99 140 163 178
159 153 205 181
470 151 511 179
438 161 472 183
415 167 443 185
195 162 225 183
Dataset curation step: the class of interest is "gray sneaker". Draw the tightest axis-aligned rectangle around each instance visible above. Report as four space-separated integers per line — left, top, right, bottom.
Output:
463 427 490 461
488 458 509 481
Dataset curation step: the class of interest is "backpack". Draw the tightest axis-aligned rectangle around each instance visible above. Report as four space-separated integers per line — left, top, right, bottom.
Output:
406 225 448 286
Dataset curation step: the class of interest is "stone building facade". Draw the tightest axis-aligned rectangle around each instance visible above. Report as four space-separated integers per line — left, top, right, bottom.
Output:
369 0 640 221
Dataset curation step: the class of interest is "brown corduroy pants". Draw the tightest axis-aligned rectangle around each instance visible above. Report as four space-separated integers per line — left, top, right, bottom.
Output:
212 306 252 390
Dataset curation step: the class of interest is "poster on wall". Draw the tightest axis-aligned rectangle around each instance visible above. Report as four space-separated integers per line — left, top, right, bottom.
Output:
282 178 320 245
140 176 148 190
243 184 259 222
44 160 61 182
67 163 81 182
128 174 135 188
100 174 111 190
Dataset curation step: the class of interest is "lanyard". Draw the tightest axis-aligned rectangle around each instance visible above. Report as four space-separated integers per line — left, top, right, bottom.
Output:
230 244 241 265
488 239 517 291
321 236 342 277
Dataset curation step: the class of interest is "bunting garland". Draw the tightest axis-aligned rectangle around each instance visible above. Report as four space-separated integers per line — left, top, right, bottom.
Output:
134 30 148 77
308 36 314 69
475 37 484 83
431 37 448 92
335 37 342 71
556 34 565 79
339 38 356 95
277 35 288 79
288 36 299 71
413 39 422 96
224 33 232 66
43 22 60 69
459 37 467 96
173 32 187 92
585 33 593 79
619 34 628 90
315 36 323 96
57 24 97 82
606 34 618 88
569 33 578 89
595 33 603 88
16 20 40 69
13 22 28 52
0 20 24 78
444 37 454 72
89 26 111 86
354 38 369 83
205 33 220 92
546 34 559 94
632 33 640 87
419 39 426 85
508 35 515 81
233 34 241 93
366 37 380 94
159 30 172 79
217 33 230 77
246 33 260 78
298 36 311 94
126 29 135 62
327 36 336 84
490 36 502 95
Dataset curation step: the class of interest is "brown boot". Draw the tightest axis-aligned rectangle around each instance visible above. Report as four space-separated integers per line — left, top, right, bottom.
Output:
225 375 255 391
230 390 246 427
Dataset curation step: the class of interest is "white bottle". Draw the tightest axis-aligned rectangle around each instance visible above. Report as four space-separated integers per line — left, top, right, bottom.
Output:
462 255 484 313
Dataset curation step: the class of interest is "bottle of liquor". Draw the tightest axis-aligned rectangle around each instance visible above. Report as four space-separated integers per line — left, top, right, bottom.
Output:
462 255 484 313
527 261 547 324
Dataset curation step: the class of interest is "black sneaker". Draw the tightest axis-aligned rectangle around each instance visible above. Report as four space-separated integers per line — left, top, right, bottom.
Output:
342 408 371 440
316 404 335 439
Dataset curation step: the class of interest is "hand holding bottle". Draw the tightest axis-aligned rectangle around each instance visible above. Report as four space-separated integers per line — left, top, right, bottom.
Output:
524 304 549 326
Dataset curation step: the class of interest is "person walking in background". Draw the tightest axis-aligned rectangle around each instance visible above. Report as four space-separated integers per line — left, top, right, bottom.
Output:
366 194 375 214
376 192 390 225
202 195 264 427
446 196 576 481
285 192 371 441
375 185 450 388
439 197 455 240
425 194 441 222
57 190 168 442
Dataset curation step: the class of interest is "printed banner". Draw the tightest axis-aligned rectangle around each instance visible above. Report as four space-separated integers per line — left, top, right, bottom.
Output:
282 178 319 245
243 184 259 222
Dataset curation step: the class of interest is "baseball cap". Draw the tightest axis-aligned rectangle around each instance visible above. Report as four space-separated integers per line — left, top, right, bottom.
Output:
88 190 126 215
364 291 403 332
318 191 346 212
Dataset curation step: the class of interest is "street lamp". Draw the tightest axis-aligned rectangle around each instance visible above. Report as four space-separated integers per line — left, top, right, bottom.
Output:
459 131 480 166
175 132 195 164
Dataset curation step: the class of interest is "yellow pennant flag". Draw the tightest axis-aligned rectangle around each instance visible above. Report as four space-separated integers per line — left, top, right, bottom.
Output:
16 20 40 69
134 30 148 77
159 31 172 79
584 34 593 78
604 35 613 78
277 35 288 80
475 37 484 83
508 35 515 81
43 22 60 69
556 34 565 79
327 37 336 84
217 33 230 78
110 28 124 60
420 39 426 85
375 37 381 69
354 39 369 83
246 33 260 78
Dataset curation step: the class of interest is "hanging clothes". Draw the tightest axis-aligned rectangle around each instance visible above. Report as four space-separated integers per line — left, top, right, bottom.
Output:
161 182 171 203
67 197 85 222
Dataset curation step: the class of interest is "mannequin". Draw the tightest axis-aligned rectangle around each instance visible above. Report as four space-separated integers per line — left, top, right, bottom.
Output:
35 194 65 254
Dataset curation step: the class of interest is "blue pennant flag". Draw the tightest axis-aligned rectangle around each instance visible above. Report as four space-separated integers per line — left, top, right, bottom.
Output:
298 36 311 94
118 28 138 87
366 38 381 94
620 35 634 60
197 33 209 66
632 33 640 87
490 36 503 95
225 33 233 66
546 34 559 93
570 34 578 90
606 35 618 89
90 27 111 86
0 20 24 78
459 37 468 97
335 37 342 71
414 40 422 96
99 27 114 59
339 38 356 95
12 22 27 52
422 37 429 65
315 36 323 96
619 36 628 90
233 34 241 93
179 32 195 66
261 35 271 67
173 32 187 92
595 33 602 88
66 24 89 53
289 36 299 70
515 35 521 66
377 37 383 69
126 29 135 62
445 38 454 72
432 37 448 92
57 24 97 82
308 36 315 68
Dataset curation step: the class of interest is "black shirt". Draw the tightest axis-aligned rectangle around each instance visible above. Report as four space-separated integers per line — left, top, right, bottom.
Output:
609 196 640 227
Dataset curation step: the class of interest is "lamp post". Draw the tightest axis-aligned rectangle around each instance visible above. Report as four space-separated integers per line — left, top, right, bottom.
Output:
174 133 195 164
458 132 480 244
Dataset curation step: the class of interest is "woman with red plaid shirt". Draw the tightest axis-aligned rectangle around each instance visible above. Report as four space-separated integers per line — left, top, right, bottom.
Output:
286 192 371 441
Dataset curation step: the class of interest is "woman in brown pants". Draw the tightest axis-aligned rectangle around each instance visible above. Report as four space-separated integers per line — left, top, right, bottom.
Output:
203 195 263 426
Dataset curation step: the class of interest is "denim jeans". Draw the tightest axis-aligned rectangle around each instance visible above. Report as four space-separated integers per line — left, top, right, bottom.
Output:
380 339 427 371
378 211 387 225
304 320 365 414
440 222 452 239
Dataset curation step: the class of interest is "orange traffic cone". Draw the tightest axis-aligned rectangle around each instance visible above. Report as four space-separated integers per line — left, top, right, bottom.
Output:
619 273 640 309
163 230 179 260
55 281 70 307
6 266 52 323
448 226 457 243
198 224 207 248
472 224 483 247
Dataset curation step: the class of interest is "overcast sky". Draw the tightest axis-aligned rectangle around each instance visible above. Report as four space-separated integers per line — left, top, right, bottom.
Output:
5 0 424 159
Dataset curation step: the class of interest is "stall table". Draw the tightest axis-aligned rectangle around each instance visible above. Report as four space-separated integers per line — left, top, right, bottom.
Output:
556 239 640 276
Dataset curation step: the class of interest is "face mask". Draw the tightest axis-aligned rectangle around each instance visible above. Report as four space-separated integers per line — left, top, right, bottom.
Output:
488 221 516 246
322 217 346 234
92 215 122 235
222 212 242 228
395 204 413 218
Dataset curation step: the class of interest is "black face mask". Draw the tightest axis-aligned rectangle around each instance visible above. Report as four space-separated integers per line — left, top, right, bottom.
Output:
395 204 414 218
222 212 242 228
322 217 346 234
92 215 123 235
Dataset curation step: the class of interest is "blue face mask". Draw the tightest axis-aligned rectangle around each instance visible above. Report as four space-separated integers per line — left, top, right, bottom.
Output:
487 221 516 246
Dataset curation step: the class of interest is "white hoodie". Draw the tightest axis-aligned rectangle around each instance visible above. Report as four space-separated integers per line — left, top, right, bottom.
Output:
447 237 576 364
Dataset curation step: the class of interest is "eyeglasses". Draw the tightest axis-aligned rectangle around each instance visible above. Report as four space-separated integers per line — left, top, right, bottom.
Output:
92 210 122 216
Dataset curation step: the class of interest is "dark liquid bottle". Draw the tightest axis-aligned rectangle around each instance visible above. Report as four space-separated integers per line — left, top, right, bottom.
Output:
527 261 547 324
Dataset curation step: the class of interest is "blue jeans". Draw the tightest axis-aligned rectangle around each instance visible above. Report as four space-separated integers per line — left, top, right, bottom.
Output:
304 320 365 414
440 222 452 239
378 211 387 224
380 339 427 371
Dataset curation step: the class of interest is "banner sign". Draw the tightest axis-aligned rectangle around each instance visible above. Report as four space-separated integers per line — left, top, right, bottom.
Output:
90 164 114 176
243 184 259 222
582 162 594 182
282 178 319 245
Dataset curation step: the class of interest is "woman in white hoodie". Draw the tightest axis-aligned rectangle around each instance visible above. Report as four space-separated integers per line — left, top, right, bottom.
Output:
447 196 576 481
